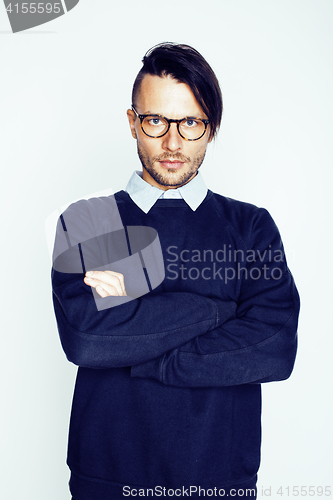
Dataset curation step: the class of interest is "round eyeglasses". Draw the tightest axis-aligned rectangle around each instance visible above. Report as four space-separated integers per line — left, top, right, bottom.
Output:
131 106 210 141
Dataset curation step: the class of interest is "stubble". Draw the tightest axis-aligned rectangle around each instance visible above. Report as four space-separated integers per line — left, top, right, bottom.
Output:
137 145 206 188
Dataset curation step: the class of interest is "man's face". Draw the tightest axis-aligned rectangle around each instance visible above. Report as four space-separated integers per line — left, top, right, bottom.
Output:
127 74 212 190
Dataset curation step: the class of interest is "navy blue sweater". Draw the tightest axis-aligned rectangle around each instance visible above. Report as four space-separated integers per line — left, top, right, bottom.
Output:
52 190 299 499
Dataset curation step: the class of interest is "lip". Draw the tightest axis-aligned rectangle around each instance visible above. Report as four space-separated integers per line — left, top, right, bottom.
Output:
158 161 185 170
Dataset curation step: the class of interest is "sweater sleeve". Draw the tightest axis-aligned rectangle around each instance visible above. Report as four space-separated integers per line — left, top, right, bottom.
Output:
130 209 300 387
52 199 237 369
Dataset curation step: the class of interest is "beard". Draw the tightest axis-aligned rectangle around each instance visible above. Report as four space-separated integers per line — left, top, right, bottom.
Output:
137 145 206 187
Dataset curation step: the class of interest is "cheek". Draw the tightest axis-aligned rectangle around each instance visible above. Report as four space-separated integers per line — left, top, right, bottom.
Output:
188 142 207 159
138 136 161 157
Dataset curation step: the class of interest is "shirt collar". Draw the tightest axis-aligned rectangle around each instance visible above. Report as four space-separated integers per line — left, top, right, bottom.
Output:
125 170 208 213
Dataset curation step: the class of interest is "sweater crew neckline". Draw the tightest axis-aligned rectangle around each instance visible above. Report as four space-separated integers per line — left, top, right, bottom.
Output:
116 189 213 210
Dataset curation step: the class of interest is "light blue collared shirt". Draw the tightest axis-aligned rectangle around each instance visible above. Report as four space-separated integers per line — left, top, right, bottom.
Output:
125 170 208 213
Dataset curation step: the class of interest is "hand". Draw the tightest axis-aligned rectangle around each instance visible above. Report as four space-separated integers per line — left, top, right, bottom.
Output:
84 270 127 298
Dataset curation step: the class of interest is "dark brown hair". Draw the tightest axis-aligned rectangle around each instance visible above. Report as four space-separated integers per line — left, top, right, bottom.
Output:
132 43 223 139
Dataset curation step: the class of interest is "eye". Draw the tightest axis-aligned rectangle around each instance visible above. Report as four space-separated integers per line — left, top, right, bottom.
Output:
184 119 199 128
148 117 163 126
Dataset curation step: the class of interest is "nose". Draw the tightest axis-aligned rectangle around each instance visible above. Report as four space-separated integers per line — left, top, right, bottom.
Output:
161 123 183 152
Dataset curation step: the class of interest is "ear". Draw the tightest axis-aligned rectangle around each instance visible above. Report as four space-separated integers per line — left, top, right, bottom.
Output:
127 109 137 139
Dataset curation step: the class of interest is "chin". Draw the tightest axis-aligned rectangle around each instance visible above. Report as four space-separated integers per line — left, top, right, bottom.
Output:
148 167 196 188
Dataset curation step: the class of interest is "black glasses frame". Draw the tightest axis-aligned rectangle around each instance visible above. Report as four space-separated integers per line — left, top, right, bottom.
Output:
131 106 210 141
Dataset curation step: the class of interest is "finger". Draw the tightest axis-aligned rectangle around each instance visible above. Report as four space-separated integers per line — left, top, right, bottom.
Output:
85 271 126 295
104 271 127 294
84 276 122 296
95 284 121 298
96 285 108 298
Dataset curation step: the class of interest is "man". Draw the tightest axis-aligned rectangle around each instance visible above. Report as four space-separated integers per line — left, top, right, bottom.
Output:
52 43 300 500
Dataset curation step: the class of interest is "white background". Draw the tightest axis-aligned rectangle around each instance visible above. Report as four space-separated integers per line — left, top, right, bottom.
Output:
1 1 332 498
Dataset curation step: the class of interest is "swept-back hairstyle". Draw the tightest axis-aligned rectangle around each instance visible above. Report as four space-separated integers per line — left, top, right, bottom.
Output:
132 43 223 139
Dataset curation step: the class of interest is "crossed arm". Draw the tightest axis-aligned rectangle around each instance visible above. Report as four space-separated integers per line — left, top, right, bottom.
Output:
52 205 300 388
80 266 299 388
52 263 238 370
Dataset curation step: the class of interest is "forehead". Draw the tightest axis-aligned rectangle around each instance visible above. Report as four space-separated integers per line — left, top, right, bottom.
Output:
137 74 206 119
